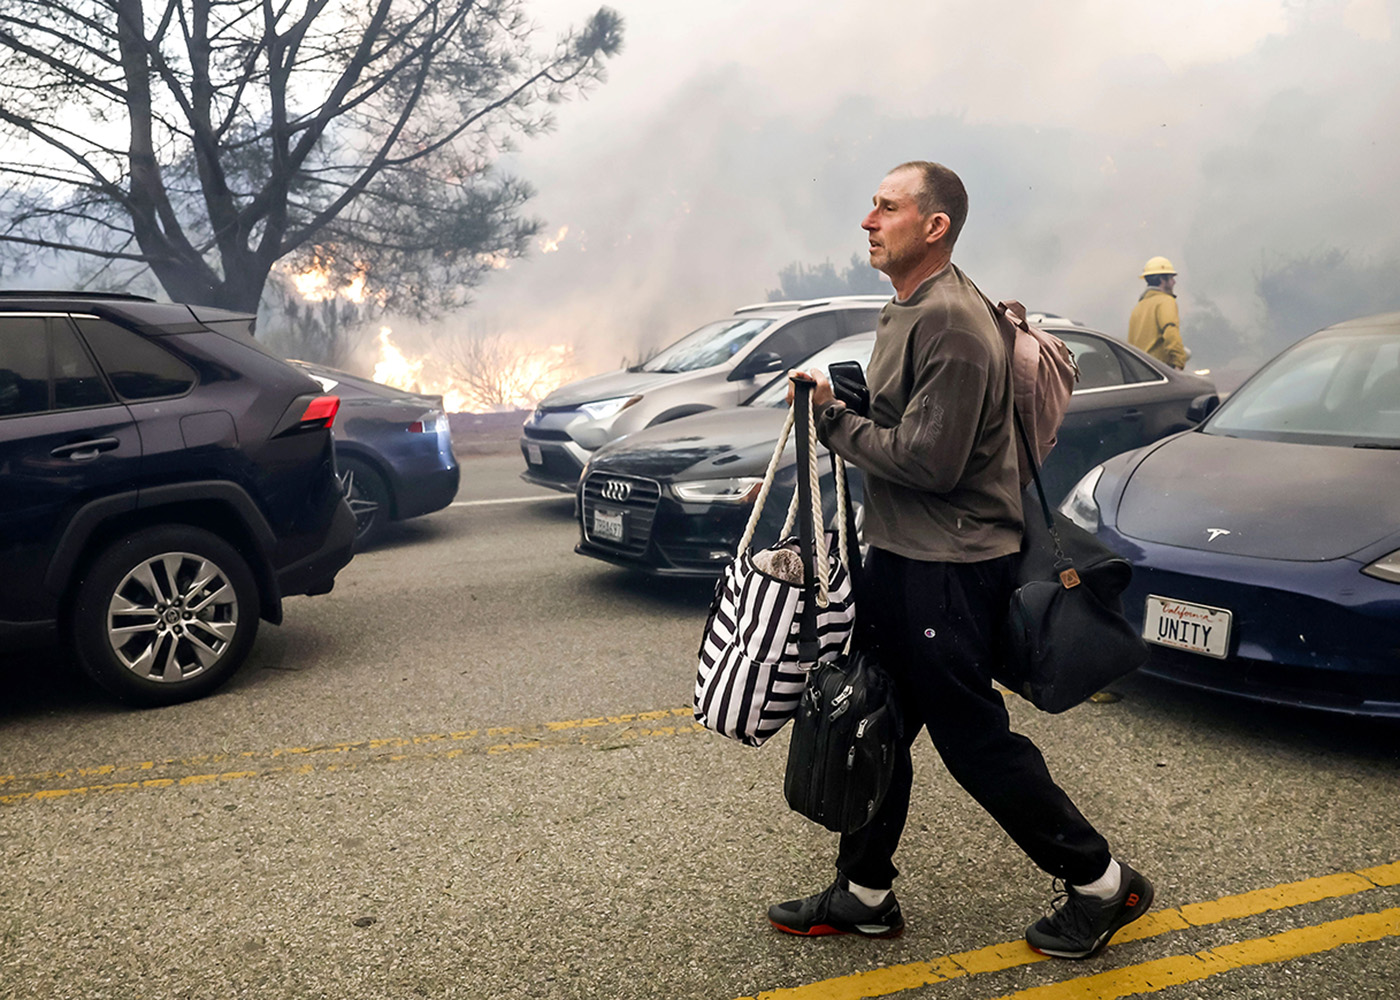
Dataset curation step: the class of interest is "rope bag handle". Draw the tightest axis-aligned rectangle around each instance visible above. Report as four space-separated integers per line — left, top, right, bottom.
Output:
733 378 848 608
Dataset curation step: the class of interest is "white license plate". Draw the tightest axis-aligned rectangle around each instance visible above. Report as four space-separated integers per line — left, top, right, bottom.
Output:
1143 595 1232 659
526 443 543 465
593 508 625 543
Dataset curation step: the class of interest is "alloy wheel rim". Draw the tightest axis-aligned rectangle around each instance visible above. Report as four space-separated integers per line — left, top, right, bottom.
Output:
105 551 239 683
342 469 380 537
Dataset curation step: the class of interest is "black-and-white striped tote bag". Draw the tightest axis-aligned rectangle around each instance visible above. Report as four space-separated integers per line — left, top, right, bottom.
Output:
693 397 856 747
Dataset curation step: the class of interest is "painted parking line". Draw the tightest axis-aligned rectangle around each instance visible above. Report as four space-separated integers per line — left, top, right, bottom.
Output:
448 495 567 507
740 861 1400 1000
985 908 1400 1000
0 707 701 805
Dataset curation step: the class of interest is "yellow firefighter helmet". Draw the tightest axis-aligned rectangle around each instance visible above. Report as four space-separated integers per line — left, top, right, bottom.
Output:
1141 256 1177 278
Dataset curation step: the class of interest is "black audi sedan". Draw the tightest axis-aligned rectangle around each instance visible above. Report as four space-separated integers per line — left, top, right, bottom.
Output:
289 360 460 549
575 321 1217 577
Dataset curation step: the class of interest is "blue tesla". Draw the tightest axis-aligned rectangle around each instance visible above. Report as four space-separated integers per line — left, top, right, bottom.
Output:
1059 311 1400 718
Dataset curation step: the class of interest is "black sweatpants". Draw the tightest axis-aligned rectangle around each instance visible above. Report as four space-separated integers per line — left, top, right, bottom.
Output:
836 546 1112 890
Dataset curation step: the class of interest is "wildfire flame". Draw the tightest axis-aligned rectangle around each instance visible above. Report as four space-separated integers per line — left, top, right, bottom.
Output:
372 327 574 414
289 257 367 303
287 254 572 414
539 225 569 254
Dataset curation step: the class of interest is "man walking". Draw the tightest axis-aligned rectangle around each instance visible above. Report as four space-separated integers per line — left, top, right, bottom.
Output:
1128 257 1188 369
772 161 1153 959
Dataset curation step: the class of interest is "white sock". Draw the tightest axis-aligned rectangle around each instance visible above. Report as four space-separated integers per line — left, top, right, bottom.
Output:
1073 859 1122 900
846 878 890 908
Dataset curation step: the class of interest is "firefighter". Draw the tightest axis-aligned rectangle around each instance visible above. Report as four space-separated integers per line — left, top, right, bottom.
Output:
1128 256 1188 369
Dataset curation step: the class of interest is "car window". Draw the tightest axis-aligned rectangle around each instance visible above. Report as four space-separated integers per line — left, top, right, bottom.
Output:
640 318 775 373
52 322 113 410
0 316 51 416
757 313 844 368
0 316 114 417
1117 348 1161 384
749 336 876 407
75 317 197 400
1206 330 1400 444
0 316 54 417
1058 333 1125 391
841 308 883 336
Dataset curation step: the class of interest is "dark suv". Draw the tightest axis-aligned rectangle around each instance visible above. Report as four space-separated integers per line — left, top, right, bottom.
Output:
0 292 356 706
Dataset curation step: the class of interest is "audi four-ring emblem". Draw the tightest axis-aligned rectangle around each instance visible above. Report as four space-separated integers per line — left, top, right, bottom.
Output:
600 479 632 502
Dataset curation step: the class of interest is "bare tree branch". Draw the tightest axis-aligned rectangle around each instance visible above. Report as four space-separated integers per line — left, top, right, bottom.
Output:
0 0 624 326
442 331 575 410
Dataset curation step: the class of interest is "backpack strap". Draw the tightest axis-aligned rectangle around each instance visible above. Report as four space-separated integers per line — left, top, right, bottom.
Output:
1014 408 1079 589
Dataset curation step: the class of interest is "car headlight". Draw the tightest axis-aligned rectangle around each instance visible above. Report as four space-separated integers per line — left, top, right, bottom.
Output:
672 477 763 503
1057 465 1104 532
1362 551 1400 583
577 395 642 421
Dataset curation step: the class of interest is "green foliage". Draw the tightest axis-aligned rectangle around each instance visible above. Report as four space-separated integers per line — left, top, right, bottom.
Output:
767 252 889 301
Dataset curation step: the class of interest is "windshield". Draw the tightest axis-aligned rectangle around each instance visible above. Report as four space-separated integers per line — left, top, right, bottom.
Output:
1204 329 1400 446
640 318 775 373
748 335 876 408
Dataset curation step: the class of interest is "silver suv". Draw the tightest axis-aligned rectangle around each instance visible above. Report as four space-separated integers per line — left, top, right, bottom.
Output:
520 295 886 490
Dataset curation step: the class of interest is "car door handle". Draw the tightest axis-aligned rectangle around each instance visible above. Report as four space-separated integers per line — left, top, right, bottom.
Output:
1121 409 1143 422
50 436 121 461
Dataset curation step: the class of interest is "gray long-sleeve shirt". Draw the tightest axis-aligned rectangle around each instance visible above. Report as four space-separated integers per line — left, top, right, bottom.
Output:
816 264 1023 563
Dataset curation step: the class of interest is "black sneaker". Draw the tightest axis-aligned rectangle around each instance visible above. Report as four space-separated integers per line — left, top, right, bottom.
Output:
768 877 904 939
1025 863 1154 959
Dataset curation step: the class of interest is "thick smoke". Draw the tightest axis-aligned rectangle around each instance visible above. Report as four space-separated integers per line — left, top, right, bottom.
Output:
464 0 1400 389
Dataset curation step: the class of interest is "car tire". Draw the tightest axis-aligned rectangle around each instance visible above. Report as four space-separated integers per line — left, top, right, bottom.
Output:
340 457 391 550
70 525 261 707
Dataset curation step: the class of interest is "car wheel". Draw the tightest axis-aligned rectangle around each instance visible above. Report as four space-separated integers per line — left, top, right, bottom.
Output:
340 457 391 550
70 525 260 707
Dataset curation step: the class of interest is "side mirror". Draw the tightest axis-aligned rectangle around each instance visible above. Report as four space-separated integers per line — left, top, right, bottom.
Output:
729 350 784 381
1187 393 1220 424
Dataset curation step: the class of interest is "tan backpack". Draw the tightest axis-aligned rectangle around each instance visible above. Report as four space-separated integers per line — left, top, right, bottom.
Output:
984 297 1079 488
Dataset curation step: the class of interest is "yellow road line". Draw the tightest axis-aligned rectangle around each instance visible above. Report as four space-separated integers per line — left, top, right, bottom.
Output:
742 861 1400 1000
0 707 701 804
987 907 1400 1000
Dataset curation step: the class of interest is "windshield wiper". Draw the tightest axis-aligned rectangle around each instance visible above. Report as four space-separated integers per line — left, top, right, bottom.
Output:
1353 442 1400 450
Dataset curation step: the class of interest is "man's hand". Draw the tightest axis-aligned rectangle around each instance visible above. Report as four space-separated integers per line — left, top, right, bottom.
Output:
785 368 840 408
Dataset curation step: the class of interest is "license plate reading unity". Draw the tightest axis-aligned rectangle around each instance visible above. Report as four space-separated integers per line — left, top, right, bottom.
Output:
593 508 625 543
1143 595 1232 659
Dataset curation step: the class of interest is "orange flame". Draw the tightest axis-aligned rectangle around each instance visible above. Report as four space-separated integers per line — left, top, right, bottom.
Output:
372 327 574 414
539 225 569 253
289 256 368 304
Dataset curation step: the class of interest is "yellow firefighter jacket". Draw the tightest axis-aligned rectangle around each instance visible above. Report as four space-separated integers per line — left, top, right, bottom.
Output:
1128 288 1187 369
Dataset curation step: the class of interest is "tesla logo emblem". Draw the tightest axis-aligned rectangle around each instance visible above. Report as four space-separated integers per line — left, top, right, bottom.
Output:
600 479 632 502
1205 528 1231 542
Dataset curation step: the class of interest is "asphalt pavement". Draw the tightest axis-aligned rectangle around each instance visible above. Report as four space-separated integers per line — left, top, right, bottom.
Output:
2 452 1399 1000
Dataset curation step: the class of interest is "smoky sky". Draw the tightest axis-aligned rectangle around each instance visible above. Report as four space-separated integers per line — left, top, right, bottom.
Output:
453 0 1400 381
4 0 1395 388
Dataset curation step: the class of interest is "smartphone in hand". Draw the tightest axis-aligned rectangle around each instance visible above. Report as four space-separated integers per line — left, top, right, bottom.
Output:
827 360 870 417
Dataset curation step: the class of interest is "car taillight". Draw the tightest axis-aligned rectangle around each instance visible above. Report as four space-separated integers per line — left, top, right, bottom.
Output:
272 393 341 437
300 395 340 429
408 410 446 434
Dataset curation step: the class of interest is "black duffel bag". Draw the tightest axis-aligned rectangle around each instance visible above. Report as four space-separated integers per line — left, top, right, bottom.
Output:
996 417 1150 713
783 646 901 833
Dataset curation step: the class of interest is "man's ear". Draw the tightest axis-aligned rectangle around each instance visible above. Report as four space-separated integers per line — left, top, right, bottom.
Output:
925 212 951 245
